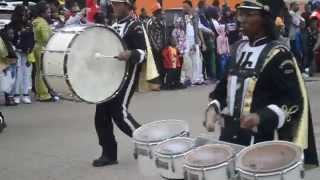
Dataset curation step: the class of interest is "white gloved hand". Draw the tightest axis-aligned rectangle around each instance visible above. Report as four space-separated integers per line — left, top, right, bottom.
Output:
203 106 219 132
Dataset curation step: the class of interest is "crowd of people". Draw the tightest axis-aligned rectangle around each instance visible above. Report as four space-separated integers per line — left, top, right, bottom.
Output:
143 0 320 91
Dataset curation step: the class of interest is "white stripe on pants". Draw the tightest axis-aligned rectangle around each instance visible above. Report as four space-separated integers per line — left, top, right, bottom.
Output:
181 45 203 84
13 52 32 96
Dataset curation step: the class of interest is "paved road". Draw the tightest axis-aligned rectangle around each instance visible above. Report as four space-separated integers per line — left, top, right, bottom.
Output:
0 78 319 180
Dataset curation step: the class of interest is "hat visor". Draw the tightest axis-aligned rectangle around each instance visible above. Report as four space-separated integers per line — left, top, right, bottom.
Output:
237 5 264 11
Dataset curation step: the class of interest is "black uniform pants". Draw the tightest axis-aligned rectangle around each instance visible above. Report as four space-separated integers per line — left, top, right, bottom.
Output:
94 77 141 160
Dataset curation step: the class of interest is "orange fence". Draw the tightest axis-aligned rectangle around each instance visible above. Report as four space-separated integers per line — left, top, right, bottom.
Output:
136 0 240 15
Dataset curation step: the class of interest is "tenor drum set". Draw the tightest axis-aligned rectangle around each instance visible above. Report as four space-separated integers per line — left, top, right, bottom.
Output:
133 120 305 180
41 25 306 180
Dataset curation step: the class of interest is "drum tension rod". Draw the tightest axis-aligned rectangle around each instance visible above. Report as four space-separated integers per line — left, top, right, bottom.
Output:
202 169 206 180
170 156 175 173
148 144 153 159
133 143 138 160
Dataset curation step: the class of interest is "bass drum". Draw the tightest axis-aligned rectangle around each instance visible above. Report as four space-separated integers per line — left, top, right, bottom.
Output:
42 25 127 103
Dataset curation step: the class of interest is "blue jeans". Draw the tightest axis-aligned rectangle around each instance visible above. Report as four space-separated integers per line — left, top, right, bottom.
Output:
12 52 32 96
218 54 230 80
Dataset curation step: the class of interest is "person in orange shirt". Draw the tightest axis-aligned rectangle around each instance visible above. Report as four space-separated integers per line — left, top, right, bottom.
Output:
162 38 185 90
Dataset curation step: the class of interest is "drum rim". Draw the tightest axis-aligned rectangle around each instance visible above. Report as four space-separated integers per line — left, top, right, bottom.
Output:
184 144 235 168
155 137 195 157
133 120 189 144
237 161 304 177
236 141 303 174
41 25 129 104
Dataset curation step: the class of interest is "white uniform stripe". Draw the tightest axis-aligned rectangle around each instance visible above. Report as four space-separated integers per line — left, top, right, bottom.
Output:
267 104 286 129
209 100 221 113
122 65 138 132
136 49 146 63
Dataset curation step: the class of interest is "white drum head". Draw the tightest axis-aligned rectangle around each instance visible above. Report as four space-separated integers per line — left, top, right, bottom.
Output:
156 137 194 155
133 120 189 143
67 26 126 103
185 144 234 168
42 25 126 103
237 141 302 174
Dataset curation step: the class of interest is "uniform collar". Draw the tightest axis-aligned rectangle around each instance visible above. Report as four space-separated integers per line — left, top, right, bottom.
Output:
249 36 269 47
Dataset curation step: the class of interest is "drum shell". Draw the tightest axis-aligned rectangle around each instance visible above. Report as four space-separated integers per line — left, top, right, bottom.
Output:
42 31 78 101
237 162 304 180
184 159 235 180
133 132 189 177
236 141 304 180
155 147 193 179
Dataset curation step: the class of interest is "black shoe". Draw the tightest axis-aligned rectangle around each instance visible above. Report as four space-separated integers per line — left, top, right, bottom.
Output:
92 155 118 167
5 97 18 106
175 83 187 89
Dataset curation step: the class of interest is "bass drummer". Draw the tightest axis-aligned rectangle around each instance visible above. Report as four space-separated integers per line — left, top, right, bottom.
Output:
204 0 319 167
92 0 146 167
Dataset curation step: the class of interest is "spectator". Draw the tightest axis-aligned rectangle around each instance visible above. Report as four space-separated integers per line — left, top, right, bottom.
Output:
181 0 204 86
32 1 56 101
139 8 149 26
172 16 187 57
197 1 216 81
47 0 65 28
146 2 166 88
289 1 304 68
7 5 35 104
220 7 240 45
216 24 230 80
162 38 184 90
86 0 100 23
0 25 18 106
306 17 319 76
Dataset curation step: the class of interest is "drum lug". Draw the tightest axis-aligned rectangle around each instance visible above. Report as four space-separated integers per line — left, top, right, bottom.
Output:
226 166 231 180
280 172 284 180
202 169 206 180
155 158 159 168
133 143 138 160
300 168 305 179
184 170 188 180
170 156 175 173
148 145 153 159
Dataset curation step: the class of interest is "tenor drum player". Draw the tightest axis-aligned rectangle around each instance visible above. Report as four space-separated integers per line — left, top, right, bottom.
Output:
204 0 319 166
93 0 146 167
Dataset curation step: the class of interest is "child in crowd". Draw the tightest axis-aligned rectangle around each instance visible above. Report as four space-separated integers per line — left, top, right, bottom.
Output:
216 24 230 80
162 38 185 90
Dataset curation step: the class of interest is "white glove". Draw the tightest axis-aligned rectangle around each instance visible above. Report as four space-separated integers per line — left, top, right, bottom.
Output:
203 106 220 132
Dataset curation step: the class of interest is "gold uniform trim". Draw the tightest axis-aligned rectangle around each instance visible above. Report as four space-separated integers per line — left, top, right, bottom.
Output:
244 46 309 149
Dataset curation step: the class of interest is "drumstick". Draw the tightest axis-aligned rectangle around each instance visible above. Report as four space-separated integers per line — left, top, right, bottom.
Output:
94 53 117 59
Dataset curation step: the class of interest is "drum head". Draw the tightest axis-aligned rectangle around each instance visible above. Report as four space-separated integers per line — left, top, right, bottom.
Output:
66 26 126 103
237 141 302 174
133 120 189 143
185 144 234 168
156 137 194 156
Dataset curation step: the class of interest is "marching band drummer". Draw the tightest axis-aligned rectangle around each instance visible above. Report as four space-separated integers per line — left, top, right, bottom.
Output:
204 0 319 167
92 0 146 167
